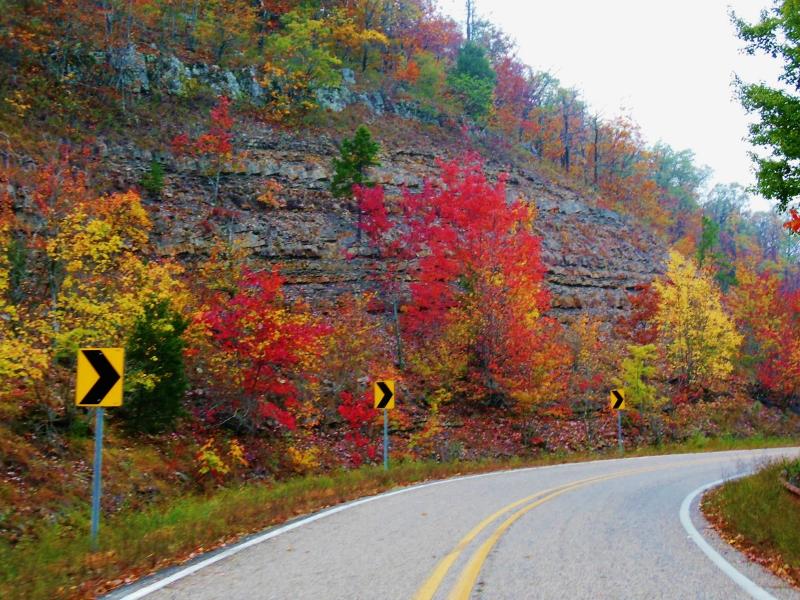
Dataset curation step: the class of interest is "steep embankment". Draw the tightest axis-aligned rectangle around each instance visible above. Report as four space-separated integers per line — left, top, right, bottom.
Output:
98 116 666 323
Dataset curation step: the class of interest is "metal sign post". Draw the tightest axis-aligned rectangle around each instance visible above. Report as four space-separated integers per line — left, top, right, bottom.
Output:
76 347 124 550
383 408 389 471
90 408 104 549
374 380 395 471
610 389 626 455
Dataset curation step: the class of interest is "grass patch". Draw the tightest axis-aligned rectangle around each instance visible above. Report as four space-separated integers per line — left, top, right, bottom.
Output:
703 459 800 588
1 435 797 600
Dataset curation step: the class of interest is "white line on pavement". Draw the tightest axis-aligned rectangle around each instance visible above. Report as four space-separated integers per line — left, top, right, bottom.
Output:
679 475 778 600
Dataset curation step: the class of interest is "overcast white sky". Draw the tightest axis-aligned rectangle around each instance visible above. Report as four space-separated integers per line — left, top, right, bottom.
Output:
438 0 781 211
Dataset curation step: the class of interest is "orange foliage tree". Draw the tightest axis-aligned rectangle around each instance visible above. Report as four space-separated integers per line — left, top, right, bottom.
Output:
359 155 569 410
197 268 329 433
729 261 800 405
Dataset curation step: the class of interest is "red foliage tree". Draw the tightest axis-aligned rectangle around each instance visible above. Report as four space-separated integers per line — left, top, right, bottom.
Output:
615 283 660 345
397 1 462 60
200 268 329 432
784 208 800 234
359 155 568 408
730 266 800 404
172 95 235 204
493 56 535 139
337 390 379 466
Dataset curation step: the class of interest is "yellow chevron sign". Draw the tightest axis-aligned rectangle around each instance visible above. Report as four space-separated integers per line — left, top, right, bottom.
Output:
609 389 626 411
76 348 124 407
374 380 395 409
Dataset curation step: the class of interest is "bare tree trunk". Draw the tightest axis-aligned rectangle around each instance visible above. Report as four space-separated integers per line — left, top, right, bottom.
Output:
592 116 599 185
465 0 476 41
392 298 404 369
561 96 571 173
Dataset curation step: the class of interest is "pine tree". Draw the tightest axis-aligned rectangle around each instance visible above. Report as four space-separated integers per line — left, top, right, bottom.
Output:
140 159 165 199
120 299 189 434
448 41 496 122
331 125 380 244
331 125 380 198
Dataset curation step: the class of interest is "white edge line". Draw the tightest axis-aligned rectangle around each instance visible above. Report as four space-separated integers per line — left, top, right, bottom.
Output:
117 447 793 599
679 474 778 600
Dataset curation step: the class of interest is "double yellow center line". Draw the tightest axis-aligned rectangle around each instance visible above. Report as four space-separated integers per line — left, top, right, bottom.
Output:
413 457 725 600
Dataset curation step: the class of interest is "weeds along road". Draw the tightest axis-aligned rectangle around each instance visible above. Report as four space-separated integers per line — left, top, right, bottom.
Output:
111 449 800 600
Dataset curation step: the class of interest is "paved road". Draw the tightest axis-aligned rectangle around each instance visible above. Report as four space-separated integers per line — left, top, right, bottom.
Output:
115 448 800 600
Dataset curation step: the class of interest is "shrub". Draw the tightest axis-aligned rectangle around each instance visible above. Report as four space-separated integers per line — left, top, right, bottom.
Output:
331 124 380 198
120 299 189 434
140 159 165 198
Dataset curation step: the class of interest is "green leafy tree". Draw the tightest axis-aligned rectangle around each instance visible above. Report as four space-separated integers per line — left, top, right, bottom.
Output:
616 344 659 412
140 159 165 199
697 216 720 267
733 2 800 214
407 51 450 114
120 299 189 434
651 144 710 212
332 125 380 243
262 8 344 116
449 74 495 122
697 215 737 289
615 344 664 442
449 41 496 122
331 125 381 197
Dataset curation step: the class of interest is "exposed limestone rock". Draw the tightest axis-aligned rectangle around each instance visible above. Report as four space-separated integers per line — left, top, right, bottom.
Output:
100 124 666 325
156 55 191 95
109 45 150 93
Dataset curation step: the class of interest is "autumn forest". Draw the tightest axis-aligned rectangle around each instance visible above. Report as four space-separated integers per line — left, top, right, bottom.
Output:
1 0 800 596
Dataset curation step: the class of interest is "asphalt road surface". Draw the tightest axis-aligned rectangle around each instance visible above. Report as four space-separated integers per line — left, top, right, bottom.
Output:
112 448 800 600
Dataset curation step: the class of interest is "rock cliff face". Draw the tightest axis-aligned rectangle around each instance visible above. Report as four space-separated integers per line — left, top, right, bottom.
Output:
48 45 667 324
101 120 667 324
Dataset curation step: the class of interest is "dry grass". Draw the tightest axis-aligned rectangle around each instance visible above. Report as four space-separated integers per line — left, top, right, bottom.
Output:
703 459 800 589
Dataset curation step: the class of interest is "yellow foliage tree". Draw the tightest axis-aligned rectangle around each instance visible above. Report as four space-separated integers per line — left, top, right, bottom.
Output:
45 190 185 357
653 251 742 391
0 200 48 398
194 0 257 66
19 189 186 423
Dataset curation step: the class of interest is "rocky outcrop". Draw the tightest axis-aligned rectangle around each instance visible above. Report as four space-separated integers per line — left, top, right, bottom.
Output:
97 46 443 126
101 122 666 324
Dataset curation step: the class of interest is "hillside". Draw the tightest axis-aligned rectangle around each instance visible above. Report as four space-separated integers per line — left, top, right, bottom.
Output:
92 112 665 323
2 2 800 597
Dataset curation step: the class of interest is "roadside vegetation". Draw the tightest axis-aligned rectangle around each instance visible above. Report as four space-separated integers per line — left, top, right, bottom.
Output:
703 458 800 589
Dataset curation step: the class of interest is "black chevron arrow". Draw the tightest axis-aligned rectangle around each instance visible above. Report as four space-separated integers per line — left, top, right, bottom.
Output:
79 350 121 405
376 382 393 408
612 390 624 410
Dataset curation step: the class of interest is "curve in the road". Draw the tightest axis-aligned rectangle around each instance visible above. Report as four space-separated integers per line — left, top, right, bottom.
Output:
413 470 621 600
680 476 778 600
417 456 739 600
115 465 557 600
110 449 800 600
